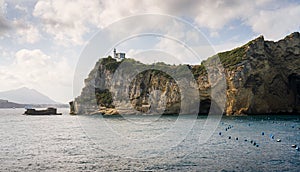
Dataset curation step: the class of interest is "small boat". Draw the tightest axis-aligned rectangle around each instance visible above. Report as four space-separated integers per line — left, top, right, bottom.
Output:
24 107 62 115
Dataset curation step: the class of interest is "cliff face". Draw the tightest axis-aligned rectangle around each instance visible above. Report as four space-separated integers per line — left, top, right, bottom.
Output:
223 32 300 115
72 32 300 115
72 58 200 115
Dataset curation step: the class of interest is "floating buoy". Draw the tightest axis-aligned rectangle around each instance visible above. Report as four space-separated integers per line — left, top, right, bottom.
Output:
244 139 248 142
228 136 231 139
248 124 251 126
225 128 227 131
296 147 299 151
270 134 274 139
219 132 222 136
292 126 295 128
261 132 265 135
250 140 253 144
292 145 297 148
253 142 257 146
256 144 259 147
276 139 281 142
235 137 238 140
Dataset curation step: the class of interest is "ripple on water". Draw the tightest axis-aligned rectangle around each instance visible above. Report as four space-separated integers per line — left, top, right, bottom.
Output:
0 110 299 171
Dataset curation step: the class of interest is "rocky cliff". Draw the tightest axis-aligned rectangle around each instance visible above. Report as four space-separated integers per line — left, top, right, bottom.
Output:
71 32 300 115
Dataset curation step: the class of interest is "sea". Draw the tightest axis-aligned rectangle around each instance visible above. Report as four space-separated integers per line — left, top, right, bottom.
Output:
0 108 299 171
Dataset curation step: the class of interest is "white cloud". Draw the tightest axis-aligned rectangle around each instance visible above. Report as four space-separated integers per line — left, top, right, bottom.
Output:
33 0 103 46
15 22 41 44
31 0 300 46
15 4 28 13
246 5 300 40
0 1 41 43
0 49 74 102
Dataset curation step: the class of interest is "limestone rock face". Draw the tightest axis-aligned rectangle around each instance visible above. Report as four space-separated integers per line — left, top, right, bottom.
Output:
72 58 189 115
72 32 300 115
224 32 300 115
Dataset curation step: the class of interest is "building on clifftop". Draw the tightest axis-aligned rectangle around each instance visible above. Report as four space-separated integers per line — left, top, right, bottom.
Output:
113 48 125 61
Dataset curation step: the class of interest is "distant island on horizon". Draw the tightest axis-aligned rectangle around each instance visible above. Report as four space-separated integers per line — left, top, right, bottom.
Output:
0 99 68 109
0 87 68 109
70 32 300 116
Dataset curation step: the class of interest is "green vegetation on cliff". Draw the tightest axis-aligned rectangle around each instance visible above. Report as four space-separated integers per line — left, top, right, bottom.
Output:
95 88 114 108
191 63 206 78
217 46 247 69
100 56 121 73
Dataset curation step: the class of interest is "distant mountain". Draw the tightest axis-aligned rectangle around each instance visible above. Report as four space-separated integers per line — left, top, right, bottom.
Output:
0 87 59 104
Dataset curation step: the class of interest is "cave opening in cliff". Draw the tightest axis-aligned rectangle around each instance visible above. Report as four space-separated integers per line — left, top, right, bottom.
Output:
288 73 300 106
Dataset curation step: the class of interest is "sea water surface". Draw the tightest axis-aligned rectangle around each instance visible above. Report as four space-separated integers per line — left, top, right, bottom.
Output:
0 108 299 171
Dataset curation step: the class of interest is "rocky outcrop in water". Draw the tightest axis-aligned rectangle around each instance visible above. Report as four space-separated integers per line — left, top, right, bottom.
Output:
71 32 300 115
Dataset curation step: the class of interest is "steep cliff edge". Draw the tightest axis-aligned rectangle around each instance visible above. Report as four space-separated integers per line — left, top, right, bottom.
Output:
221 32 300 115
71 32 300 115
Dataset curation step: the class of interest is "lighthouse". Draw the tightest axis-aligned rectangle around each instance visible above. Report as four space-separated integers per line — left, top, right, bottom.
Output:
113 48 125 61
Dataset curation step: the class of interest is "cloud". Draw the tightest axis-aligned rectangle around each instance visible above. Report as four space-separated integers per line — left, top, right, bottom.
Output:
15 4 28 13
0 0 11 35
33 0 103 46
14 21 41 44
0 1 41 43
246 4 300 40
0 49 74 102
31 0 300 47
0 17 10 35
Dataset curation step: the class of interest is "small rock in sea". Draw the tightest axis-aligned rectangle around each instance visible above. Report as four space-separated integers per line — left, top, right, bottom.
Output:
235 137 238 140
292 126 295 128
225 128 228 131
276 139 281 142
228 136 231 139
219 132 222 136
248 124 251 126
296 147 299 151
292 145 297 148
261 132 265 135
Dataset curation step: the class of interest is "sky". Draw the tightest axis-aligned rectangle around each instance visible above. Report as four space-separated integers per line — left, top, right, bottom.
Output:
0 0 299 103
